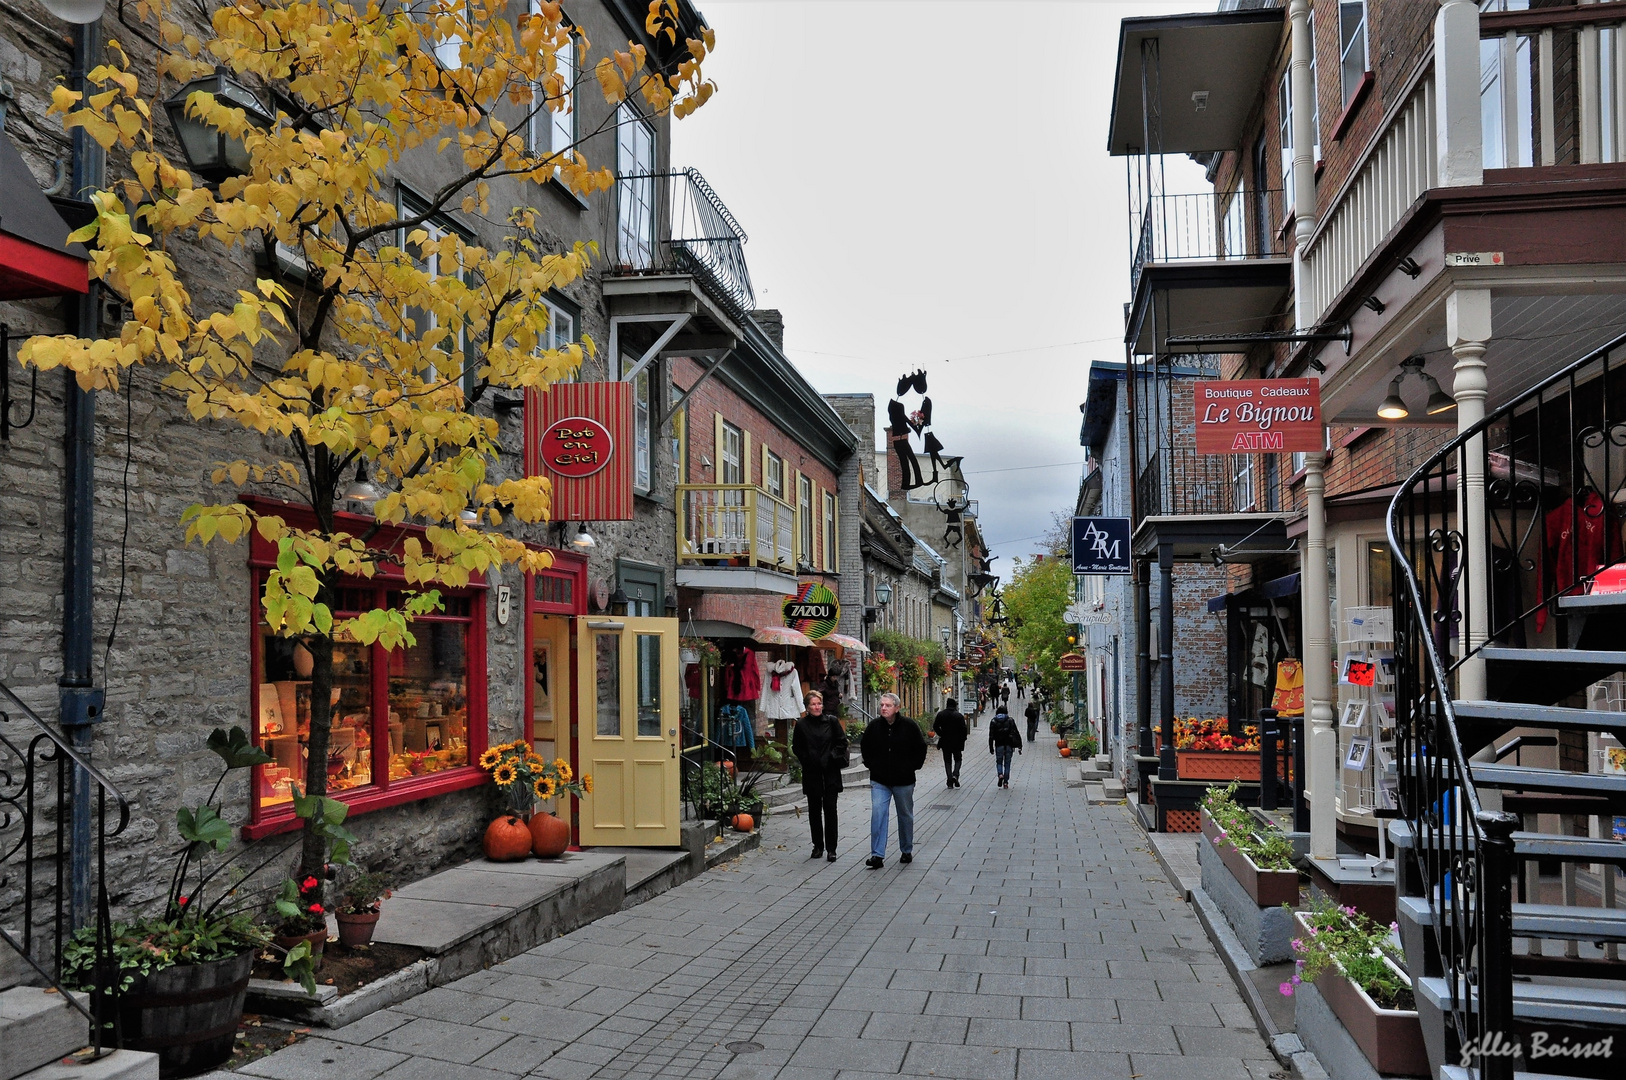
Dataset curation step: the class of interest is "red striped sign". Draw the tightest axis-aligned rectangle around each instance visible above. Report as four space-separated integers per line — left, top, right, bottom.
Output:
526 382 635 520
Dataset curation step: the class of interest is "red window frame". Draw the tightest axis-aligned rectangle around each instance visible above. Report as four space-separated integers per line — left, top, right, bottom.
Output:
241 497 488 840
521 548 588 747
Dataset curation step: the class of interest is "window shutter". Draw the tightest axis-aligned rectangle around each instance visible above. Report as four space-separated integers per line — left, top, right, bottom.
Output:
790 468 801 558
831 491 839 567
741 431 753 487
713 413 725 483
761 443 771 494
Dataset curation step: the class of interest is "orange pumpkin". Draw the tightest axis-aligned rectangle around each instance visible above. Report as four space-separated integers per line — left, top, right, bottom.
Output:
721 761 736 777
1059 747 1072 758
1056 739 1067 749
482 815 533 861
529 812 571 858
732 813 754 833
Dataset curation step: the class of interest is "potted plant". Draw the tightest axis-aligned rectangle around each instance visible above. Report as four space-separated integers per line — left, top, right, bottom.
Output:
334 870 392 948
1282 896 1427 1077
61 727 351 1079
1069 732 1099 760
477 740 591 859
1200 782 1299 906
1176 717 1267 781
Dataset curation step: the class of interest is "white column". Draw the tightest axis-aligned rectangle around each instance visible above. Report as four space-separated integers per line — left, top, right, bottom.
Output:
1302 449 1337 860
1289 0 1318 329
1449 289 1493 701
1437 0 1485 186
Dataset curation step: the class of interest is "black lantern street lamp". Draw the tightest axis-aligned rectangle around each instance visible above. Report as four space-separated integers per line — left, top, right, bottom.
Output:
164 68 274 183
876 580 893 606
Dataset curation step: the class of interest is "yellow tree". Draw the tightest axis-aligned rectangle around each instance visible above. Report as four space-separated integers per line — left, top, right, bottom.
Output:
20 0 716 882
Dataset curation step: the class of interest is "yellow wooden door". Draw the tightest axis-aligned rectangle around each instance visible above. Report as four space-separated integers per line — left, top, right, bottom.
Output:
575 617 681 846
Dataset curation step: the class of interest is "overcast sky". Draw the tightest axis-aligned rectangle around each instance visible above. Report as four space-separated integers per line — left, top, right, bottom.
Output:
671 0 1209 578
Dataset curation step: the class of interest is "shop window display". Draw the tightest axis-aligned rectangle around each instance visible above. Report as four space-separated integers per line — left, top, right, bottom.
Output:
252 582 482 824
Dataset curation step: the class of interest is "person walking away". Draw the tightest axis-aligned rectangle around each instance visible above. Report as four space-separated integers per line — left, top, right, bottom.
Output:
1024 699 1041 743
861 693 928 868
1016 671 1026 700
791 691 848 862
1000 682 1010 709
932 698 968 788
989 707 1022 788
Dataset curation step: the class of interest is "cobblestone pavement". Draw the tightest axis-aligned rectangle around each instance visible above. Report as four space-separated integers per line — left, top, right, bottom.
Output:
233 715 1280 1080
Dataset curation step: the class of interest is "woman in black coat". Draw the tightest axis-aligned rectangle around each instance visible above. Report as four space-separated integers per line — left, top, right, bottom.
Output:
791 691 849 862
932 698 969 788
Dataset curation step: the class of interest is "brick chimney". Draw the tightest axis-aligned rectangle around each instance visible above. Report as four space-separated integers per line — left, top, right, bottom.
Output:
751 308 784 350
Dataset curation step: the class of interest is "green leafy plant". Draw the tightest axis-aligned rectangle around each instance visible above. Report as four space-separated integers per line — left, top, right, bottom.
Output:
1201 781 1295 872
681 637 722 667
1281 894 1412 1010
1069 732 1099 759
338 870 392 916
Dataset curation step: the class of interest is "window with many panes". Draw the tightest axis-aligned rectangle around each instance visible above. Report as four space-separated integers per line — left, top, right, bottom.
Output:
822 491 838 571
798 476 813 564
719 421 743 484
616 104 656 269
764 451 784 500
633 366 652 493
529 4 575 169
1232 453 1255 511
398 191 472 395
1339 1 1369 106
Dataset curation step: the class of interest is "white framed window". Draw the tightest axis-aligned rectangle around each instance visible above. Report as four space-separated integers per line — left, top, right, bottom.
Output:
822 491 837 572
529 10 575 170
1339 1 1369 106
409 0 468 70
1291 426 1330 476
719 421 743 485
1232 454 1255 511
616 105 656 269
633 366 652 493
1480 31 1534 169
798 476 813 564
1222 185 1248 258
398 192 471 394
1278 44 1321 210
764 451 784 500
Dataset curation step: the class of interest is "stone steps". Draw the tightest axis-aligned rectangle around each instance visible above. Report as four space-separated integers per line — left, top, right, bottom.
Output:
0 987 95 1080
760 765 870 810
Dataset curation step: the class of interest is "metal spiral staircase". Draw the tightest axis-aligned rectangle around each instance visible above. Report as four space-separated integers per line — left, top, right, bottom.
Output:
1388 332 1626 1080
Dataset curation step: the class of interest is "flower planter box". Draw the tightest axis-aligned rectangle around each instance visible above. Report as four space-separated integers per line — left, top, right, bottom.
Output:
1179 749 1262 781
1197 807 1296 964
1200 808 1300 907
1293 911 1428 1079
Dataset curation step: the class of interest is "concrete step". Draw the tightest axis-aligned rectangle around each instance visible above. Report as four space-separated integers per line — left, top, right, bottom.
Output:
0 987 91 1080
15 1051 158 1080
760 765 869 811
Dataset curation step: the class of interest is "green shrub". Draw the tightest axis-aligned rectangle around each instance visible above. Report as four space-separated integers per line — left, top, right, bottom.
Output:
1200 781 1295 872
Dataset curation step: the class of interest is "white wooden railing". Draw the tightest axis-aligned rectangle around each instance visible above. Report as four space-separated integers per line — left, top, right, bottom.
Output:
1300 73 1438 325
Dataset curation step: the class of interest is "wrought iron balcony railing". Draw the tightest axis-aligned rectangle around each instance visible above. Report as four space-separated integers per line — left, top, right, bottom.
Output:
1130 189 1288 291
677 484 797 573
606 168 755 319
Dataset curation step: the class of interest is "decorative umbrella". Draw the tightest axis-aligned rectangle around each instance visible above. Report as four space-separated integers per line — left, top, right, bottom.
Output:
819 633 870 654
753 626 815 648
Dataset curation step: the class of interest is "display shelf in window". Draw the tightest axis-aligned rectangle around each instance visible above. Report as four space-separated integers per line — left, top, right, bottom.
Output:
1336 605 1398 835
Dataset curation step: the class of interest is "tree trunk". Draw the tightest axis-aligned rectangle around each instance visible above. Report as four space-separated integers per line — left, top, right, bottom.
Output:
300 630 334 889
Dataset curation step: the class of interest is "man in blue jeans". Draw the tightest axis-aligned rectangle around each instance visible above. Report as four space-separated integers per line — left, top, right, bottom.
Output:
860 692 928 868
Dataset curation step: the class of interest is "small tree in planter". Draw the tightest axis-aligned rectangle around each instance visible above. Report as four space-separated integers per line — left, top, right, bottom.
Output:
1282 895 1426 1077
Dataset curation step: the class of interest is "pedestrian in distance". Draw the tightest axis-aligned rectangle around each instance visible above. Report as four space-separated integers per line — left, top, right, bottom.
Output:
1016 671 1026 700
791 691 848 863
860 692 928 868
1000 683 1010 708
932 697 968 788
989 707 1023 788
1024 699 1041 743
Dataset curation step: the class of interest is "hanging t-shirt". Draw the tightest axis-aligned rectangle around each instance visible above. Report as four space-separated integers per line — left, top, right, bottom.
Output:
1271 659 1304 717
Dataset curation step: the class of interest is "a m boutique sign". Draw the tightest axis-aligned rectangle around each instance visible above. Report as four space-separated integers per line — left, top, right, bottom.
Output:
1194 378 1323 454
1071 517 1131 575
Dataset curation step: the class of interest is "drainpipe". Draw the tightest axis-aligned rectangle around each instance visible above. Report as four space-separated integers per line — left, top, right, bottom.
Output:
61 18 107 932
1288 0 1318 329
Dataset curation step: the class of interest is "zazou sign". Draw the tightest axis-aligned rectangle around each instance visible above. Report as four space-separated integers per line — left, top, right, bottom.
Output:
1071 517 1131 575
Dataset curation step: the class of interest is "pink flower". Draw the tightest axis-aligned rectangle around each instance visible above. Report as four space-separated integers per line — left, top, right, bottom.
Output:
1389 922 1400 932
1279 982 1295 997
1342 905 1358 917
1291 974 1301 985
1291 939 1304 951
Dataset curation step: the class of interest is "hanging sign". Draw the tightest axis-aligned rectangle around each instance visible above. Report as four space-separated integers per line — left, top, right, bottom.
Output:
1071 517 1132 574
528 382 635 520
1058 652 1088 672
783 582 840 639
1194 378 1324 454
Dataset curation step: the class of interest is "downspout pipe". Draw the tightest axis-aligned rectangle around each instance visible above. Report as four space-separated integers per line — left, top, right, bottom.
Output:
61 17 107 932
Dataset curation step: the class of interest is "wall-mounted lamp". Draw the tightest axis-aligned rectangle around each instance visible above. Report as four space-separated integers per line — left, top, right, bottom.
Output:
343 460 381 503
163 68 273 183
608 587 629 616
876 581 893 606
572 523 597 550
1378 356 1455 421
664 593 679 618
1361 296 1387 315
1396 256 1422 279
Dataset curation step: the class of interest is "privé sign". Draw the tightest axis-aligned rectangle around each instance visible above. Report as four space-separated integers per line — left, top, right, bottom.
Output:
1194 378 1324 454
541 416 614 479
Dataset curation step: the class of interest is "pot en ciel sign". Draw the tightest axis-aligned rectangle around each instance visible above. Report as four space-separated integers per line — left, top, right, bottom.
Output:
1194 378 1323 455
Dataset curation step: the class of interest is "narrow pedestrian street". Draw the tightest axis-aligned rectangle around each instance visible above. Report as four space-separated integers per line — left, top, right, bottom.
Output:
226 718 1277 1080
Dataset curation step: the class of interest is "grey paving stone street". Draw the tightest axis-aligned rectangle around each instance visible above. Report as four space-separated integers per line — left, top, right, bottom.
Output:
231 718 1280 1080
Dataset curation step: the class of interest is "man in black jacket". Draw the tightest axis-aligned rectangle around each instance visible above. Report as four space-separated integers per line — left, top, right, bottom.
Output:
860 693 928 868
931 698 968 788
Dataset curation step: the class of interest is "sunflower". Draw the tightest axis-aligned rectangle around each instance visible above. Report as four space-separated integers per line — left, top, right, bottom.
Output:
533 776 557 801
478 748 502 770
525 753 546 770
492 762 518 786
580 774 593 795
552 758 573 782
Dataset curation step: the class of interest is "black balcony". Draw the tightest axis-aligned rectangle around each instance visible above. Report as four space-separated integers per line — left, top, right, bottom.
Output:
605 167 754 321
1130 190 1288 291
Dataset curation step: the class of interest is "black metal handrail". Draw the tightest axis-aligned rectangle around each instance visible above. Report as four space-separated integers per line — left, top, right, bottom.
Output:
605 167 755 318
1130 189 1287 291
0 680 131 1054
1386 328 1626 1080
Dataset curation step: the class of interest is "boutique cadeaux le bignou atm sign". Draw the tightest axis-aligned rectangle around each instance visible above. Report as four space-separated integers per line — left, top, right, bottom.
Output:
1193 378 1323 454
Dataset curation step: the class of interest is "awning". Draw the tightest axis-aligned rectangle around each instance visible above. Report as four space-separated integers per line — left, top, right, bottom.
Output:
1108 8 1286 156
1207 573 1302 614
0 133 89 299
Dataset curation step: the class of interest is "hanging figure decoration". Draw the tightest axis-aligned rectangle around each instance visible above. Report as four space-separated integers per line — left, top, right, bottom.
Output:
887 397 926 491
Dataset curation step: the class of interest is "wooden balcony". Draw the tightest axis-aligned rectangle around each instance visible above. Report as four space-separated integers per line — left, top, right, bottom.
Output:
676 485 800 595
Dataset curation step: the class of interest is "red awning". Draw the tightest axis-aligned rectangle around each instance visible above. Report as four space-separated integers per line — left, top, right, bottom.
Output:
0 133 89 300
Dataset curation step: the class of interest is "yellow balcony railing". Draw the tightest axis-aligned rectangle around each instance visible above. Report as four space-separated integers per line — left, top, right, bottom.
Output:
677 485 797 572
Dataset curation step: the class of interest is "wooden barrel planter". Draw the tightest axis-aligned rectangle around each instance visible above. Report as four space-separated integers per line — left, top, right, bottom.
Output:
118 950 254 1078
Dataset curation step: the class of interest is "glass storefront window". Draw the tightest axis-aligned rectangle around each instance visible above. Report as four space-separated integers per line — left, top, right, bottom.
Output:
596 632 621 736
636 634 661 737
257 629 376 808
387 619 470 781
